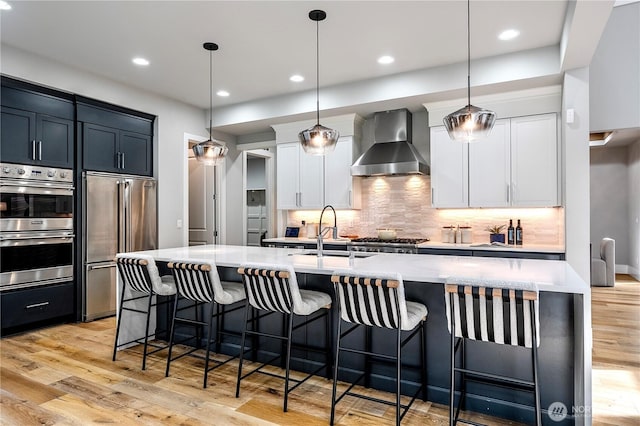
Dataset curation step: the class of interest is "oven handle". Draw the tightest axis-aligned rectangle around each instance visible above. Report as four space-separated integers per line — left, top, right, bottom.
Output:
0 184 74 196
0 234 74 247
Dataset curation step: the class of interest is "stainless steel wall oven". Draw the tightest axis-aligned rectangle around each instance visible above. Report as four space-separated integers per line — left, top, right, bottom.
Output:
0 163 74 291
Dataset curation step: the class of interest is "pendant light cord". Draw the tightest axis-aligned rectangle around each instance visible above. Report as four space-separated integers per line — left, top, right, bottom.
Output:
466 0 471 108
209 49 213 140
316 17 320 125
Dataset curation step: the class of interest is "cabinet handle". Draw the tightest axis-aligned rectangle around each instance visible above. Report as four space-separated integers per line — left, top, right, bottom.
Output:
349 190 352 206
38 141 42 161
298 192 302 207
25 301 49 310
507 184 510 203
431 187 434 204
121 152 125 169
31 140 37 160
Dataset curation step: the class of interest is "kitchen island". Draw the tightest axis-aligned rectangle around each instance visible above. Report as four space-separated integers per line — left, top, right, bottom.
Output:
119 244 590 425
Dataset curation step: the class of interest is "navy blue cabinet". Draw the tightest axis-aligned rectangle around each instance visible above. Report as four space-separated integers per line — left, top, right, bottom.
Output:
78 101 153 176
1 83 74 168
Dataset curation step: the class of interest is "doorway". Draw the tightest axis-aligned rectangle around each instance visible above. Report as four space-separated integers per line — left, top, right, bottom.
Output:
243 149 274 246
187 140 223 246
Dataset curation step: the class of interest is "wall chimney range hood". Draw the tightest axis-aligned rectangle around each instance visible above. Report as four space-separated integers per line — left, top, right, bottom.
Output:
351 109 430 176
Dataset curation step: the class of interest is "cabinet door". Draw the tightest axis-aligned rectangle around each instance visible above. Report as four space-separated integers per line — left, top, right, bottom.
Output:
83 123 119 173
276 143 300 209
324 137 358 208
120 131 152 176
510 114 558 206
298 147 324 208
430 126 468 207
469 120 510 207
37 115 74 168
1 106 36 164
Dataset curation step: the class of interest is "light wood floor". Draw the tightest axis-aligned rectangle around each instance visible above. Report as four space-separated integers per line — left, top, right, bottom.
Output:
1 275 638 425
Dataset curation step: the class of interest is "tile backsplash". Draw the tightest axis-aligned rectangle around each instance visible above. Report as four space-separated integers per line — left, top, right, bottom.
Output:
288 175 564 246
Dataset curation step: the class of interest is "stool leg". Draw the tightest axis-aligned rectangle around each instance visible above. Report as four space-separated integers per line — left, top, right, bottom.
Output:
165 293 180 378
203 302 216 388
141 292 154 370
215 304 223 354
283 312 294 412
420 320 427 401
531 304 541 426
235 300 250 398
449 311 456 426
325 309 332 378
330 316 343 425
112 279 128 361
365 325 372 388
395 327 401 426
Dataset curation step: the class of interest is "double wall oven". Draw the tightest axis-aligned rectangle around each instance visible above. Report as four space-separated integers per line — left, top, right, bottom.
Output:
0 163 74 291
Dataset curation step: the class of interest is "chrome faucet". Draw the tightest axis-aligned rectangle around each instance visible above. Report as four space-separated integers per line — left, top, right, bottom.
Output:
317 205 338 257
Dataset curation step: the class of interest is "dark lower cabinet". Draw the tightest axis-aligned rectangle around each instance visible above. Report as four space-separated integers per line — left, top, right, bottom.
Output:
1 282 75 336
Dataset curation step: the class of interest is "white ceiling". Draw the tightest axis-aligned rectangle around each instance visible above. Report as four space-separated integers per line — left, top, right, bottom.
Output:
1 1 569 108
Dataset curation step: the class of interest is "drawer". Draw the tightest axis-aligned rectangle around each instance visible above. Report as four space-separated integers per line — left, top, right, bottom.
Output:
1 282 74 329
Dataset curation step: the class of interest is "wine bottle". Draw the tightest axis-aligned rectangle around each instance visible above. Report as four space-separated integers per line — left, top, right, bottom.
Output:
507 219 515 245
516 219 523 245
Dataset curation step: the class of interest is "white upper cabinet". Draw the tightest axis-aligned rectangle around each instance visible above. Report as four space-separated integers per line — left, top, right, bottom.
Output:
324 136 361 209
276 142 323 209
469 120 510 207
430 126 469 208
430 113 559 208
510 113 558 207
273 114 363 211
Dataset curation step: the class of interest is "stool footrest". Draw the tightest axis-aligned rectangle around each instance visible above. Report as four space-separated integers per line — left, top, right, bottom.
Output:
455 367 535 389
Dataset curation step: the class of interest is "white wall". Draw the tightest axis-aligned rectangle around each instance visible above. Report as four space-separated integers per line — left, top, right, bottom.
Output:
629 139 640 279
563 67 591 283
1 45 207 248
590 146 630 266
589 2 640 132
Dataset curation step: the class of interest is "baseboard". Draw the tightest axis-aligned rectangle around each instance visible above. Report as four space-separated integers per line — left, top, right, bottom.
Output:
615 264 630 274
627 266 640 281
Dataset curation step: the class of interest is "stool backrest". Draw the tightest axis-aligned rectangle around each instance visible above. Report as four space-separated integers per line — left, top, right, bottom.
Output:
116 254 156 294
168 260 223 303
444 282 540 348
237 264 296 314
331 273 407 330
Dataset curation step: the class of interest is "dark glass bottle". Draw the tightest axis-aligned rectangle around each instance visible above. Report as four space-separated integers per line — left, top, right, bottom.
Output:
516 219 523 245
507 219 515 245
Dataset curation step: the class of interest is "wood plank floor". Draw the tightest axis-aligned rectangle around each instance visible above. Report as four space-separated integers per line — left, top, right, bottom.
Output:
1 275 638 425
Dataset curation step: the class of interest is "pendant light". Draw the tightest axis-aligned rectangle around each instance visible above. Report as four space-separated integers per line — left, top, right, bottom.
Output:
443 0 496 142
193 42 228 166
298 9 339 156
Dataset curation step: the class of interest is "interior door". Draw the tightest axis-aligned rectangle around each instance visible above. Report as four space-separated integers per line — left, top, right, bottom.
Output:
188 157 216 246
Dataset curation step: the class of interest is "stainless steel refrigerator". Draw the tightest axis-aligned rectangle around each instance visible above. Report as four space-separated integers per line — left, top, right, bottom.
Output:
83 172 157 321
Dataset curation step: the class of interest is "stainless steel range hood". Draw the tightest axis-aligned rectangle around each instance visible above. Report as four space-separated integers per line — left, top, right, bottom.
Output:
351 109 430 176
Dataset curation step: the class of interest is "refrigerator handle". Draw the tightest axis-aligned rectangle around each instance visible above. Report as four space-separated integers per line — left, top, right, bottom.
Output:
125 180 132 252
117 180 126 253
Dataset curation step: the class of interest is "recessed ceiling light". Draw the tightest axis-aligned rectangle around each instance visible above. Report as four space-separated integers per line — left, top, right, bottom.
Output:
498 29 520 41
132 57 150 66
377 55 395 65
0 1 12 10
216 90 230 97
290 74 304 82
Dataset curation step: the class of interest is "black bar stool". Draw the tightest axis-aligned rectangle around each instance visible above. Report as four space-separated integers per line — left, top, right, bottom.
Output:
235 263 332 412
444 278 541 426
113 253 177 370
330 272 428 426
165 260 246 388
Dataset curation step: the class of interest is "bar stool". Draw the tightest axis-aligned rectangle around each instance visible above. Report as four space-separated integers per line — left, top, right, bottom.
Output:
330 272 428 426
444 277 541 426
235 263 332 412
165 259 246 388
113 253 177 370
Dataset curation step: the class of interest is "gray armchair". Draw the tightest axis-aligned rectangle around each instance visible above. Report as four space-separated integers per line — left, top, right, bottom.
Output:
591 238 615 287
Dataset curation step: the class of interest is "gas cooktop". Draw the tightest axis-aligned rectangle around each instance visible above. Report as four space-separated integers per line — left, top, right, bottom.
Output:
350 237 430 244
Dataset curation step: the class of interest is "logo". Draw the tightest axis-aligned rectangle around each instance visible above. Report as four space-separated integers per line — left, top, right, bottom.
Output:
548 401 568 422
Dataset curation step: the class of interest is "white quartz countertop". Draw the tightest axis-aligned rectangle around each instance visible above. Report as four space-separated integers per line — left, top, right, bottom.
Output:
262 237 564 254
131 244 587 295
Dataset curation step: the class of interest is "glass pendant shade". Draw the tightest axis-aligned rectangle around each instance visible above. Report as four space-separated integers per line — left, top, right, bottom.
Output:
193 138 228 166
443 104 497 142
298 124 339 155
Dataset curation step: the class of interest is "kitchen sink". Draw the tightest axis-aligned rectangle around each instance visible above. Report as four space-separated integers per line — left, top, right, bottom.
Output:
291 250 376 258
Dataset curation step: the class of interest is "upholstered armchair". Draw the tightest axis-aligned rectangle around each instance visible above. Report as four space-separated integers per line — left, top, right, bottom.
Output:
591 238 615 287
